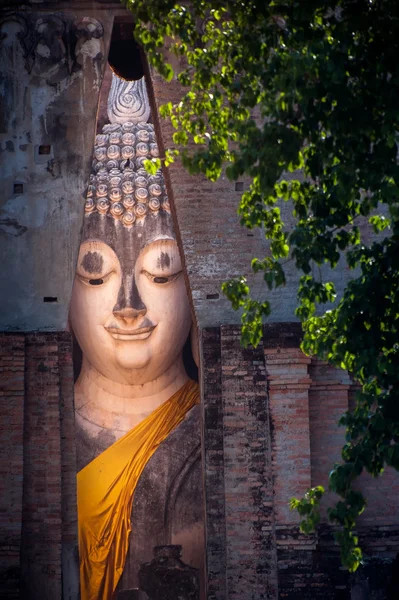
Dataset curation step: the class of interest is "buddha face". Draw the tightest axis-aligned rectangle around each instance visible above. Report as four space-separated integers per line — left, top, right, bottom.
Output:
69 213 192 386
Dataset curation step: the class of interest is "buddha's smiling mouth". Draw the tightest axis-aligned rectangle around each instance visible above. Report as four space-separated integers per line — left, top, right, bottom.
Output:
105 325 156 340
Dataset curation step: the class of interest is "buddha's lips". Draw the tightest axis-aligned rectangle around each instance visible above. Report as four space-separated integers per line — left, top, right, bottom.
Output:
105 325 156 339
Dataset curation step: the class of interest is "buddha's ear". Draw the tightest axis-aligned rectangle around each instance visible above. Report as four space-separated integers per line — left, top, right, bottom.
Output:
190 322 200 368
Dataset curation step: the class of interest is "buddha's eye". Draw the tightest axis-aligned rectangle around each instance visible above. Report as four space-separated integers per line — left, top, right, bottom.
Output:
89 278 104 286
142 269 182 284
77 271 113 286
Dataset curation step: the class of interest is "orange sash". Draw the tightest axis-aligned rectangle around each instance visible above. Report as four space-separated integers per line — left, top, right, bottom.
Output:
77 380 199 600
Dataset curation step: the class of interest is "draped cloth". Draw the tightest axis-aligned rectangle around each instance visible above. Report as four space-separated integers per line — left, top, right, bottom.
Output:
77 380 199 600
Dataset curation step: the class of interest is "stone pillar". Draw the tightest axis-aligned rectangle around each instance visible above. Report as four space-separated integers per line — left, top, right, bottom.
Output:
263 325 312 522
308 357 350 517
202 325 277 600
263 324 315 598
0 334 25 599
220 325 277 600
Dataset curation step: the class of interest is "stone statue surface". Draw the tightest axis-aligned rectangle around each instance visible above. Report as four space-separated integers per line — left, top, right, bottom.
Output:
69 71 203 599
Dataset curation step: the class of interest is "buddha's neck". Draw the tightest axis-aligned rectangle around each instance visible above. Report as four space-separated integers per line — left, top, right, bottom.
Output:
74 357 189 440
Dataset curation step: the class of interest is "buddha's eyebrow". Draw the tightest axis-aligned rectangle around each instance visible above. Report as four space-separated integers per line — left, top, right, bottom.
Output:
156 252 171 270
81 251 103 274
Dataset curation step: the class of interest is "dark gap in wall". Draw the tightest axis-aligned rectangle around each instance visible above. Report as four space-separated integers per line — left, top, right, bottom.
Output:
247 233 254 237
13 183 23 194
72 331 82 383
235 181 244 191
108 20 144 81
183 334 198 382
43 297 58 303
206 293 219 300
38 145 51 155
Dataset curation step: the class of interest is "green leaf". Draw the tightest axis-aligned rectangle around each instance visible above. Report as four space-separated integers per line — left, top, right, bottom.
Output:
143 158 161 175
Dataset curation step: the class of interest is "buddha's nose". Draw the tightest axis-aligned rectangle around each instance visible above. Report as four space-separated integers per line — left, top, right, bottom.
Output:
112 274 147 320
113 306 146 320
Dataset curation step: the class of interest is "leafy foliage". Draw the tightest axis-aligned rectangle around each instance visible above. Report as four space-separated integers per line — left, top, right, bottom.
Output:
123 0 399 571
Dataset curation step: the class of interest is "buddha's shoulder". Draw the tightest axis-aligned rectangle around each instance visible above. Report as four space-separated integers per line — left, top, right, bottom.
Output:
75 397 201 473
132 402 202 532
75 412 117 472
140 404 201 479
165 403 201 446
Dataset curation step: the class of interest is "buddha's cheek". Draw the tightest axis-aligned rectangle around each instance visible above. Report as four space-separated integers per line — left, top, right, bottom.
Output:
141 286 191 373
69 281 119 377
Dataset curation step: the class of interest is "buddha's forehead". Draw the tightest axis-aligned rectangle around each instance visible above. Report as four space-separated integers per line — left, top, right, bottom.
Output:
80 211 176 270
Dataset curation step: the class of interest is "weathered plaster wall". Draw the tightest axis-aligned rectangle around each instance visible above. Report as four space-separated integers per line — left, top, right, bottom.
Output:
0 7 114 331
148 71 376 330
0 4 373 334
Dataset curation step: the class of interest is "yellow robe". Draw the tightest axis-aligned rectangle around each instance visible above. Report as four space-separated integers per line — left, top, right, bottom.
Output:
77 380 199 600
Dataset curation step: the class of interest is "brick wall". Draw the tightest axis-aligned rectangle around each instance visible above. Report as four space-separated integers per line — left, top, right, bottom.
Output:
58 334 80 599
202 328 227 600
308 358 351 519
202 324 399 599
202 326 278 600
220 326 277 600
262 325 319 599
263 324 312 524
347 385 399 531
0 335 25 599
0 332 78 600
2 325 399 599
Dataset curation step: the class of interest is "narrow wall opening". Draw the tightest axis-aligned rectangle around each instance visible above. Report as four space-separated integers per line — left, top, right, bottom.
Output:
68 17 204 600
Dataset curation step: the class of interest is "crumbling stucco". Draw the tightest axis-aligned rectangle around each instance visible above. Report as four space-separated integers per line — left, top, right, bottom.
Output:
0 10 114 331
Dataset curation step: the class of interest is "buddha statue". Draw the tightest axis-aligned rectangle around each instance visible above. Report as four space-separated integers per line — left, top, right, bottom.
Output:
69 71 203 599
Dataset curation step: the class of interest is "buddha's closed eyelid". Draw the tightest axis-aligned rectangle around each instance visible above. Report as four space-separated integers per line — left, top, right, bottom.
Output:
76 270 115 286
141 269 182 284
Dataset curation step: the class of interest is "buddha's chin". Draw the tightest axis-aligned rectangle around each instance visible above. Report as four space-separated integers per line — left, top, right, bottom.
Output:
114 348 152 374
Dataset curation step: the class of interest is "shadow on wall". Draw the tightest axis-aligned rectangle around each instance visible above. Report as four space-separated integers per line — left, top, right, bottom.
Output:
350 555 399 600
